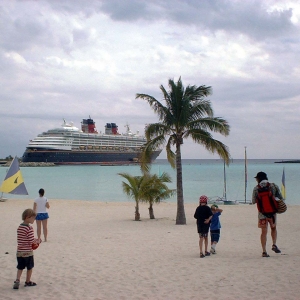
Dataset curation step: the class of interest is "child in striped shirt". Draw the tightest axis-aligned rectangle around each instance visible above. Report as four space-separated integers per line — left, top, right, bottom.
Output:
13 209 41 289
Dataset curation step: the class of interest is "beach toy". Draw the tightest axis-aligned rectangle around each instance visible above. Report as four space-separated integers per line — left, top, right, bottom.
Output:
32 240 41 250
32 243 39 250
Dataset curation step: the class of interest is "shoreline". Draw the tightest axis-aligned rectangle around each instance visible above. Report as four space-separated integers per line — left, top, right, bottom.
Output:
1 199 299 299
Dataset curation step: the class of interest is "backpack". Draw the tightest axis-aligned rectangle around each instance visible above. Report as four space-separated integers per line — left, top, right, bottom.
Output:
256 183 278 216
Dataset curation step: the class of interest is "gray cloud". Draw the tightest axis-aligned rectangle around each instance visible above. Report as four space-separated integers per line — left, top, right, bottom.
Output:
0 0 300 160
96 0 297 41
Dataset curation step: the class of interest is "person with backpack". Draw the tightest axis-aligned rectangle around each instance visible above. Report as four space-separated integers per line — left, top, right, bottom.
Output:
252 171 283 257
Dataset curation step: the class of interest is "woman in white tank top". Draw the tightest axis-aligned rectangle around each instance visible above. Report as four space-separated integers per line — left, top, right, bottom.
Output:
33 188 50 242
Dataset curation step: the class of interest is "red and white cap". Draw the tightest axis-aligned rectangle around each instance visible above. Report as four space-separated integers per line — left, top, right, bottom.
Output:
199 195 208 203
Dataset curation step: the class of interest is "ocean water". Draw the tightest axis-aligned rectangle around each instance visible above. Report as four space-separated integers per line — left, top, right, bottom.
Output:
0 159 299 205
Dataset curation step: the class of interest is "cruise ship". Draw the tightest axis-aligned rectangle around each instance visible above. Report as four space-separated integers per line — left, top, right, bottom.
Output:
21 117 162 165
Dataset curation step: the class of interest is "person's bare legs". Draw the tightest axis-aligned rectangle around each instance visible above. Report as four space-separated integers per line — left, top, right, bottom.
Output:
13 269 23 288
261 227 268 253
25 268 33 283
16 269 23 281
204 237 208 253
42 219 48 242
271 226 277 245
36 220 42 240
199 237 204 255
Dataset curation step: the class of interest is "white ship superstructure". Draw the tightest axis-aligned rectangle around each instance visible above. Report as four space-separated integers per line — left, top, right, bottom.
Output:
22 117 161 165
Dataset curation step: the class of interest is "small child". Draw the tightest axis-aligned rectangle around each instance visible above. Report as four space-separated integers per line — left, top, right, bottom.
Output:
13 208 41 289
210 204 223 254
194 195 213 258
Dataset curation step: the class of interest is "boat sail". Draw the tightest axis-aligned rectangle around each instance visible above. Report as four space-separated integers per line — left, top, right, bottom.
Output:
0 157 28 201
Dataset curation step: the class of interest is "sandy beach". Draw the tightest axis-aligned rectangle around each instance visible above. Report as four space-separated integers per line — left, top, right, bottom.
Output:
0 199 299 300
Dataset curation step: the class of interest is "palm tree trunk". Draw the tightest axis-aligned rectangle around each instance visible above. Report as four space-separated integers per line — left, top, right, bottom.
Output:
175 143 186 225
149 202 155 219
135 201 140 221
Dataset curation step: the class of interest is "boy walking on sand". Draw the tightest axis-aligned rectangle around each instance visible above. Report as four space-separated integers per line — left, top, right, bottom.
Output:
194 195 213 258
210 204 223 254
13 208 41 289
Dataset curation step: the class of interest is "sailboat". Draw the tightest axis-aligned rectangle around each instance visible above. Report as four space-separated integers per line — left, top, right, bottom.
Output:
222 159 238 205
208 159 234 205
243 146 249 204
220 147 249 205
0 156 28 201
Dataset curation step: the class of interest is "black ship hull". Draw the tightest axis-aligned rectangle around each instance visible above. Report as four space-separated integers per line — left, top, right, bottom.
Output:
22 149 161 165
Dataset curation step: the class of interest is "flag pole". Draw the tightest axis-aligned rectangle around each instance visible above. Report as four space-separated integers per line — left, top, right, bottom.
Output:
244 146 247 203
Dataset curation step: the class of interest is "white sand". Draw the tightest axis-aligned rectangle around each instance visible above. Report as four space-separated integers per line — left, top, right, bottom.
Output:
0 199 299 300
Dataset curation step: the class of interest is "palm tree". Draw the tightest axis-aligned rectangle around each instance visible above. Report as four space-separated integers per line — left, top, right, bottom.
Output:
141 172 175 219
118 173 145 221
136 77 230 225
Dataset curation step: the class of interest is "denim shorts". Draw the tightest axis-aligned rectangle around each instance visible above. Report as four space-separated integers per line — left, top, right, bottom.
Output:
17 256 34 270
36 213 49 220
211 229 220 243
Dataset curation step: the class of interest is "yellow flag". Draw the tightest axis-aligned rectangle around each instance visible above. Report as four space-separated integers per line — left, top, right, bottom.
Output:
281 168 286 200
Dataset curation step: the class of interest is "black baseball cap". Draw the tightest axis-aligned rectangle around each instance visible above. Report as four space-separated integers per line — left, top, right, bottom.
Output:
254 171 268 181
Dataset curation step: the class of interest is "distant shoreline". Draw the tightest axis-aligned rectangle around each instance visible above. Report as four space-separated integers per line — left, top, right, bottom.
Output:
274 160 300 163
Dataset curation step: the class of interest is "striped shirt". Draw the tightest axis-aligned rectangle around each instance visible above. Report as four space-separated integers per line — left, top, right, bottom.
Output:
17 223 35 253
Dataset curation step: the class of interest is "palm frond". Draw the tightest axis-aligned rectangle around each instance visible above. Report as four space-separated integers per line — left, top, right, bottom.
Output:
166 137 176 168
188 131 231 164
136 93 168 121
188 100 214 119
145 123 171 140
187 117 230 136
140 135 166 173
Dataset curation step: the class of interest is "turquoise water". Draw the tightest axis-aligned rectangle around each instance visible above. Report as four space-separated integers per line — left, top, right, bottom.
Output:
0 159 298 205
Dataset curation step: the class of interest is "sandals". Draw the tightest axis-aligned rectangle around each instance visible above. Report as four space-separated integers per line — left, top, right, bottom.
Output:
13 280 20 289
262 252 270 257
24 281 37 287
272 245 281 253
200 251 211 258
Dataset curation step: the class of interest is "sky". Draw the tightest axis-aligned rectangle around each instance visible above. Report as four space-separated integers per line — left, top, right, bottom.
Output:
1 0 300 160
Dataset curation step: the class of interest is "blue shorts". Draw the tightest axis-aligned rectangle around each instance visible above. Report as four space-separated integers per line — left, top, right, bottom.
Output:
16 256 34 270
36 213 49 220
211 229 220 243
